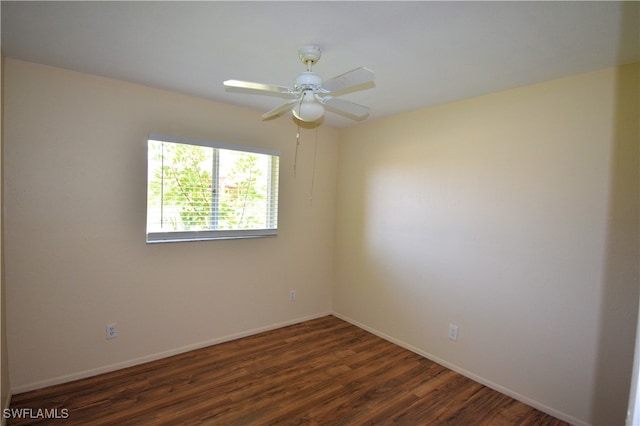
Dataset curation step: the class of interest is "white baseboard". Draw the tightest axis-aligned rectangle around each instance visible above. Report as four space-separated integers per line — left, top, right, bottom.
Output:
12 311 331 395
331 311 588 426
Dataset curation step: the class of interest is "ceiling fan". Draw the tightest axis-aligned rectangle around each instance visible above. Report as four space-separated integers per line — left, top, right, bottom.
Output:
223 46 375 123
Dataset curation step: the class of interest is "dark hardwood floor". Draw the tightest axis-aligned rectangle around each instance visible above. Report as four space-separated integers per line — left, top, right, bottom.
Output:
8 315 568 425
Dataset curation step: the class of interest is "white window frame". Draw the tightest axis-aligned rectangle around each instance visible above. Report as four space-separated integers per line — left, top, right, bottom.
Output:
146 134 280 243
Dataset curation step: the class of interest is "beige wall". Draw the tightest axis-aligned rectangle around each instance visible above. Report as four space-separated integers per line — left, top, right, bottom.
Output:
334 64 639 425
1 53 11 419
3 58 337 391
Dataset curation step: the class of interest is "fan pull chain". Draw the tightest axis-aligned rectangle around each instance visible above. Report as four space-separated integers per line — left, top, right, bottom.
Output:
294 123 301 177
293 124 319 205
309 127 319 206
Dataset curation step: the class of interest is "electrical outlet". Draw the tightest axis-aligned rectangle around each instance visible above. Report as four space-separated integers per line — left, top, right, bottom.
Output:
106 323 117 340
448 324 458 341
290 290 296 301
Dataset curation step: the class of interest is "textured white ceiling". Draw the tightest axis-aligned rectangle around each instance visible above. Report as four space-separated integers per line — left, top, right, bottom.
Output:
2 1 638 128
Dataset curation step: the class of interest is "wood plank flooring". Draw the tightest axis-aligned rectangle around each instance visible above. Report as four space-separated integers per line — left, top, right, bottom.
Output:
8 316 569 425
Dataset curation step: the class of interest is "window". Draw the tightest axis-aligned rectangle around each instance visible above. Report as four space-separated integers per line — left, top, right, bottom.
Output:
146 134 279 243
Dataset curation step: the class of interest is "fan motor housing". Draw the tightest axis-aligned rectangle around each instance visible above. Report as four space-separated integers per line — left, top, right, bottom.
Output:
294 71 322 91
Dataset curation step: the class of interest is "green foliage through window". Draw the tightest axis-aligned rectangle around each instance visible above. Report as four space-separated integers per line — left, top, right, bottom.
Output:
147 137 279 242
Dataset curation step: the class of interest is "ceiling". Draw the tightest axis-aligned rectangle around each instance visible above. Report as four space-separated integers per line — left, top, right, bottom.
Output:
2 1 638 128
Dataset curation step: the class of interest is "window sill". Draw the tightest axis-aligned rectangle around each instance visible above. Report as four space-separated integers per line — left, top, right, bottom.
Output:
146 229 277 243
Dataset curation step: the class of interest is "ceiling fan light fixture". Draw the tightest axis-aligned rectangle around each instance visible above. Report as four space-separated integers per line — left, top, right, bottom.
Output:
292 91 324 122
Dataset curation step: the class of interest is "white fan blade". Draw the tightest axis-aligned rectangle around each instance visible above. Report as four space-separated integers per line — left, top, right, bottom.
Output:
223 80 298 98
321 67 375 94
262 99 300 119
321 97 370 119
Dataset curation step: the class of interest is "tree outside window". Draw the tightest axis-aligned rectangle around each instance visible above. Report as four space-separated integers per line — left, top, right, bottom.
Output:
147 137 279 242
